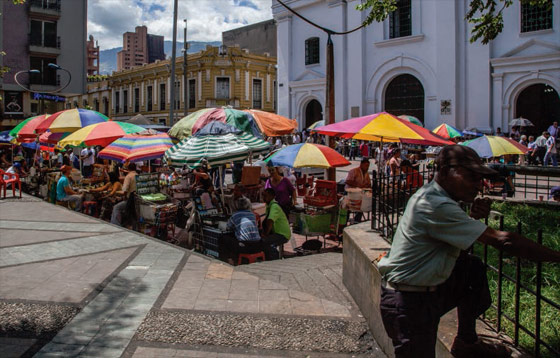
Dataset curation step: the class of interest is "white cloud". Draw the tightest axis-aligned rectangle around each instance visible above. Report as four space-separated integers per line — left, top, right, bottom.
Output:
88 0 273 50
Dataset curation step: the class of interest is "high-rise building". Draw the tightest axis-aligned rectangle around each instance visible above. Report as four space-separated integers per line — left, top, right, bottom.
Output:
87 35 100 76
116 26 164 72
0 0 88 125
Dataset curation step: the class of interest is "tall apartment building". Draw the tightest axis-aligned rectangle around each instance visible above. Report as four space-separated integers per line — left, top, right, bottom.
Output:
0 0 87 126
87 35 100 76
117 26 165 71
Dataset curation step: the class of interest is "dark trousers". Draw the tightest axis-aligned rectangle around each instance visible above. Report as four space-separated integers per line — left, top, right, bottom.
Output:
262 233 288 260
82 165 93 178
535 147 546 165
380 253 491 358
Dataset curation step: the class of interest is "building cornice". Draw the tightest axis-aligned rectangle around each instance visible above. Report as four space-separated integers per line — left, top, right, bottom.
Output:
374 34 425 48
490 53 560 68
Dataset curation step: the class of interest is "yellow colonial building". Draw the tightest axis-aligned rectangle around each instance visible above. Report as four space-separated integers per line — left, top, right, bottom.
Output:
67 45 277 126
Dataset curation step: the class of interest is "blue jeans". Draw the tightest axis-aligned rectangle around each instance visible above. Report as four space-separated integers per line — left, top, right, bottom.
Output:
543 152 558 167
60 194 82 212
111 200 127 226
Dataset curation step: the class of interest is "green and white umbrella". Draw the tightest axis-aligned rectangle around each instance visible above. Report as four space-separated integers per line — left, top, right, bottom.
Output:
165 122 270 168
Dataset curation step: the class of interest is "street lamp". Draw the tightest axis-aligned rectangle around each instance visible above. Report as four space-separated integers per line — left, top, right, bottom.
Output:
182 18 188 117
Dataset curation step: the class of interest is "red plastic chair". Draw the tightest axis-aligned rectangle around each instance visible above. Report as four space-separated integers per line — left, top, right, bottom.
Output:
0 170 22 198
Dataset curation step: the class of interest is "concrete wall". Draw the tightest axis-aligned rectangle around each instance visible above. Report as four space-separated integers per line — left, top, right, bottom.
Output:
1 1 31 87
57 0 87 95
222 19 277 57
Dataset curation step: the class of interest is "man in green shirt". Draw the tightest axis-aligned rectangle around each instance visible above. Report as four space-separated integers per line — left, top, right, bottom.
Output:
262 188 291 260
378 145 560 358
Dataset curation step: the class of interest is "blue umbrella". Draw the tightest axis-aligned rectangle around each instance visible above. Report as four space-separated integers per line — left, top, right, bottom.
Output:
0 130 14 145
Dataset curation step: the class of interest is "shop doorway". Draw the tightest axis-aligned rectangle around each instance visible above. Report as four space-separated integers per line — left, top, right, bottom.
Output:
515 84 560 135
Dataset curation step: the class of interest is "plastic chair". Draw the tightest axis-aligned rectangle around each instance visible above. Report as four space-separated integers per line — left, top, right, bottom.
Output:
82 201 98 217
0 170 22 198
237 251 266 265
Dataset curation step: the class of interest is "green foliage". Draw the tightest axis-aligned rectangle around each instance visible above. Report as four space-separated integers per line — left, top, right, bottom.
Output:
473 203 560 357
87 74 109 82
356 0 554 44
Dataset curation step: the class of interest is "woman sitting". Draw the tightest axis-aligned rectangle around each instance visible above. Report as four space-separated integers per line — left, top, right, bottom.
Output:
88 171 123 219
265 165 297 216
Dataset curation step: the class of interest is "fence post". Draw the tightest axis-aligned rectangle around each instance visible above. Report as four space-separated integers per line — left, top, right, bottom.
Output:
497 215 504 332
535 229 543 358
514 221 522 345
371 170 377 231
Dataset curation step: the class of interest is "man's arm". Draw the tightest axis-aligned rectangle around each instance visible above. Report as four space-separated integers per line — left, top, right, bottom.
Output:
64 183 78 196
262 218 273 237
477 228 560 262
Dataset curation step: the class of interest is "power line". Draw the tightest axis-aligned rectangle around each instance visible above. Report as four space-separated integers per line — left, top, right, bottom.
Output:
276 0 365 35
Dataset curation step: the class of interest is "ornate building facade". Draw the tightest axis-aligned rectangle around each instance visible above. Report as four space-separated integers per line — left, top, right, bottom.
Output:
66 45 277 126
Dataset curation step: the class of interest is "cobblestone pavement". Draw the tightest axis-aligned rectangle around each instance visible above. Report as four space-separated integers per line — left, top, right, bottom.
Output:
0 195 386 358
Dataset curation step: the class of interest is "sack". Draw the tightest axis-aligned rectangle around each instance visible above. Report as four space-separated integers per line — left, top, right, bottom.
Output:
360 191 372 212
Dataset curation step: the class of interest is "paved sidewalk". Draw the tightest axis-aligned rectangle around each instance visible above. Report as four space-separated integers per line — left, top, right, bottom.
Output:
0 195 385 358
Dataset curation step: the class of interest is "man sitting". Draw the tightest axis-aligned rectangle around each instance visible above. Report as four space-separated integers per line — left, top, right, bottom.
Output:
111 163 137 226
226 196 263 261
262 188 291 260
56 165 83 211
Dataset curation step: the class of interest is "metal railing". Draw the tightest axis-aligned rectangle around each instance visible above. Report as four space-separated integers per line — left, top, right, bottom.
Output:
370 166 559 357
29 0 61 11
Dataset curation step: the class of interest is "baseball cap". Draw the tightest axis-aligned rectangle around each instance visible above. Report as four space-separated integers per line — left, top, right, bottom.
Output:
550 186 560 199
435 145 497 176
13 162 21 169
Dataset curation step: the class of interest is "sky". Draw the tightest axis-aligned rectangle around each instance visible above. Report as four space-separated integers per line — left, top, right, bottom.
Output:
88 0 273 50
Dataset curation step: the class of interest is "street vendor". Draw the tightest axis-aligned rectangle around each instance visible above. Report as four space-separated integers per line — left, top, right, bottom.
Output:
80 147 96 178
224 196 263 262
110 162 137 226
262 188 291 260
265 165 297 216
345 158 371 222
4 162 25 181
56 165 83 212
193 163 212 196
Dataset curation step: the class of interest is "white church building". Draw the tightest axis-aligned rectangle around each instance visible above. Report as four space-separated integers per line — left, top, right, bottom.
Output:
272 0 560 134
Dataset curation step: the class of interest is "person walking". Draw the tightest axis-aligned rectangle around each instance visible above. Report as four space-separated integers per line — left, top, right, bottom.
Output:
378 145 560 358
543 132 557 167
534 132 548 165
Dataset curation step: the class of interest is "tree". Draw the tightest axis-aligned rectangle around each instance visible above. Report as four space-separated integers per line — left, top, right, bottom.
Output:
356 0 553 44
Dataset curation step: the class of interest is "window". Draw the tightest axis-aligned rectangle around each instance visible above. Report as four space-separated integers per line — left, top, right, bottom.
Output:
115 92 120 113
103 97 109 116
273 80 277 112
188 79 196 109
384 74 424 124
94 98 99 112
521 3 552 32
29 57 57 86
123 90 128 113
159 83 166 110
134 88 140 112
147 86 153 111
305 37 320 65
30 20 57 48
83 99 88 108
216 77 229 99
252 79 262 109
389 0 412 39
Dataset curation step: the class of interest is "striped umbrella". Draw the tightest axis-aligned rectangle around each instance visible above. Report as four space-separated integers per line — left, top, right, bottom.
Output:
461 135 529 158
265 143 350 168
165 132 270 168
397 115 423 127
37 108 109 133
98 133 174 163
432 124 463 139
9 114 50 141
58 121 145 148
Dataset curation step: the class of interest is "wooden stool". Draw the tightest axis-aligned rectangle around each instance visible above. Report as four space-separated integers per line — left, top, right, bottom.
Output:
237 251 266 265
82 201 98 217
56 200 69 208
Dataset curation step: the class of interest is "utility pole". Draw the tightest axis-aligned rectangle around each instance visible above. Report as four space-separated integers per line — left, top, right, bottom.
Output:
325 34 335 181
169 0 179 126
183 19 188 117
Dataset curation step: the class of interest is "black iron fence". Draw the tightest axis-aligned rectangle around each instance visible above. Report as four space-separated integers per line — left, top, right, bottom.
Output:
370 167 559 357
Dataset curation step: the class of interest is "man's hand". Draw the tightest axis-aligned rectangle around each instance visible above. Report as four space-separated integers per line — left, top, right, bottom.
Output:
470 197 492 220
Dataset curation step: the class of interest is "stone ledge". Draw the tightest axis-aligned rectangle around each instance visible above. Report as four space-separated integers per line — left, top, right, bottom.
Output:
342 222 530 358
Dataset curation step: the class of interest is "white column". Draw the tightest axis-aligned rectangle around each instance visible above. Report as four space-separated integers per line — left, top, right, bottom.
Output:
111 88 116 111
198 71 202 101
266 73 271 102
141 81 144 106
275 14 292 118
167 78 171 104
245 71 249 101
154 80 158 106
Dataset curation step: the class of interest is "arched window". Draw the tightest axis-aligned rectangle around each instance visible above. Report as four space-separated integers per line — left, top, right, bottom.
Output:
516 84 560 134
305 37 320 65
384 74 424 124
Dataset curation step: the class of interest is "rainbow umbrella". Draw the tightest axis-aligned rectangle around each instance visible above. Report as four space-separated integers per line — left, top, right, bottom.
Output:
314 112 453 146
432 124 463 139
98 133 174 163
244 109 297 136
308 120 325 130
39 130 70 145
265 143 350 168
169 108 261 140
0 131 14 145
37 108 109 133
460 135 529 158
58 121 145 148
397 115 423 127
9 114 50 140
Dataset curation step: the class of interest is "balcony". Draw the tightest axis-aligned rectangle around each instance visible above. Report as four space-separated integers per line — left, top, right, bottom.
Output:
29 0 61 18
206 98 240 108
29 35 61 56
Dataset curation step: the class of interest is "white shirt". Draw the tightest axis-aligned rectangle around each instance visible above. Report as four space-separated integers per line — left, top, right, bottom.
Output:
546 136 557 154
81 148 96 166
